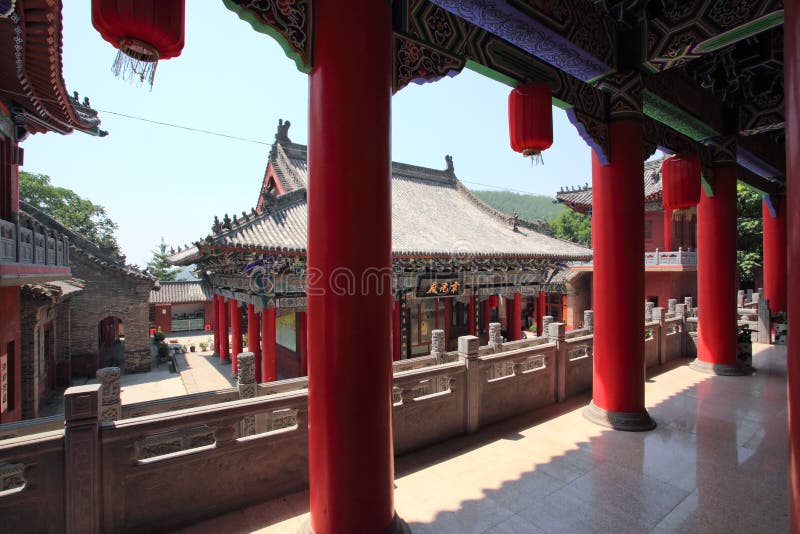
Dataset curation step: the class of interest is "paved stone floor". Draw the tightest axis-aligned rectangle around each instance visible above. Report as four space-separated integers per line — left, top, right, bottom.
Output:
177 343 788 533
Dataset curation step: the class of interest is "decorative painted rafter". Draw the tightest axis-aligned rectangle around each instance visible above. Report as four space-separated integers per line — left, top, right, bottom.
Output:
427 0 615 82
643 1 783 72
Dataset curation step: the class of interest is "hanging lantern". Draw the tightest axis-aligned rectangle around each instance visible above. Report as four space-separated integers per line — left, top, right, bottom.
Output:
508 82 553 164
661 154 701 222
488 295 499 308
91 0 185 88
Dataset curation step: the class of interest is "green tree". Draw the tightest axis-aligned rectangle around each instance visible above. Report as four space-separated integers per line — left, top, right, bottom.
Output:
736 183 763 286
549 208 592 246
19 171 121 258
147 237 180 281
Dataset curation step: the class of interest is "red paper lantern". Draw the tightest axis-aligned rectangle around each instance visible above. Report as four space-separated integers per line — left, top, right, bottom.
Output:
92 0 185 88
661 154 701 220
488 295 499 308
508 83 553 163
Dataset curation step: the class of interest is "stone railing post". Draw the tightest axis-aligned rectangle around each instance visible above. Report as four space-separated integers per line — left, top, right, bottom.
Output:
757 298 771 344
683 297 693 316
458 335 481 434
237 352 256 437
548 322 567 402
667 299 677 317
430 329 446 361
64 384 101 534
737 290 745 308
583 310 594 332
541 316 553 339
674 304 687 358
488 323 503 353
652 307 665 365
645 301 654 321
96 367 121 422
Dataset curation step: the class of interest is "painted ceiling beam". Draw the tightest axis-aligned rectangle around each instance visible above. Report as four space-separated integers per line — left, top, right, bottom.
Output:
427 0 616 82
644 3 783 72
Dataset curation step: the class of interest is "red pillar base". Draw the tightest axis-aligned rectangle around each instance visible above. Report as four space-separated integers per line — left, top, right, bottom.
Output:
300 514 411 534
689 359 747 376
583 401 655 432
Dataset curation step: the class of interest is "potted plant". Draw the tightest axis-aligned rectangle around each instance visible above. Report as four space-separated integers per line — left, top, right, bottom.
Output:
737 324 753 370
153 329 166 344
772 311 788 345
199 340 209 352
189 343 196 352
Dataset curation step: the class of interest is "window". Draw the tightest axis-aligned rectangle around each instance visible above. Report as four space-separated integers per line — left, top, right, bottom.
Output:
644 219 653 241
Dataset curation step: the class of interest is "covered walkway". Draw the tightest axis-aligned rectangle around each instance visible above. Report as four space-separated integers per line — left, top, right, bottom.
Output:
179 344 787 533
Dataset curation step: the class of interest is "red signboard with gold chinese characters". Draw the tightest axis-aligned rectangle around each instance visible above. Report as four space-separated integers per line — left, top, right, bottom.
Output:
416 277 463 297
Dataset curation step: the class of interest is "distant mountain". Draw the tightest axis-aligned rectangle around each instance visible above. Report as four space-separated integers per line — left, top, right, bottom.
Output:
471 190 565 222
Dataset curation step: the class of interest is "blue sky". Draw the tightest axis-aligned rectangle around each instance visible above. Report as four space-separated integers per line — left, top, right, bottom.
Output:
22 2 594 267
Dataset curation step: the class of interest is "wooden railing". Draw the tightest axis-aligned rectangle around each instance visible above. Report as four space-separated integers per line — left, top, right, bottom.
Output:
0 213 69 268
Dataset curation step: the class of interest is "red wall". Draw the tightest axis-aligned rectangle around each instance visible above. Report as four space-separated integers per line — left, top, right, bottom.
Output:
0 286 21 423
645 210 665 251
644 271 697 309
154 304 172 333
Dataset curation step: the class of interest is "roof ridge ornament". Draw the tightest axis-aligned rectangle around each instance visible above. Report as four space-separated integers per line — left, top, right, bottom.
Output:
445 154 455 178
275 118 292 145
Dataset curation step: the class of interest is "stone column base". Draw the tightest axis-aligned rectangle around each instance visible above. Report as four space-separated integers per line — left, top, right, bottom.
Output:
583 401 656 432
300 513 411 533
689 359 747 376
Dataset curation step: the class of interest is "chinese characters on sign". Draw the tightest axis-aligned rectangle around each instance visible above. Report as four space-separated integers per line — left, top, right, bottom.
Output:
416 277 463 297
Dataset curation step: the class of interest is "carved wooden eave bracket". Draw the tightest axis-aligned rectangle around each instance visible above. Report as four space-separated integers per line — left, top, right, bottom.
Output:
223 0 313 74
393 34 465 93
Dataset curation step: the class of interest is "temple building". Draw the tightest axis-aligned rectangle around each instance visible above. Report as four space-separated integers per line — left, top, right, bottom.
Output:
171 122 592 378
148 280 214 334
0 0 105 423
1 1 798 532
556 158 698 321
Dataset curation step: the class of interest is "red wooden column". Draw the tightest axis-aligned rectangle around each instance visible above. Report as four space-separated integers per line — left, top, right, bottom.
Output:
509 293 522 340
307 1 398 532
247 305 261 382
212 295 220 356
762 196 787 314
218 297 229 363
691 166 743 375
784 4 799 528
584 119 654 431
297 311 308 376
393 301 401 361
536 290 546 335
468 296 476 336
260 308 276 383
663 209 673 251
230 300 242 374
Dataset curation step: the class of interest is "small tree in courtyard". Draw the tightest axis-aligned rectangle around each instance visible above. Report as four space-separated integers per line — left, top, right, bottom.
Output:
147 237 180 281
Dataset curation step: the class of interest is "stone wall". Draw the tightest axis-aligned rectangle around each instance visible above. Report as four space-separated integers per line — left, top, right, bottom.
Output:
68 253 152 375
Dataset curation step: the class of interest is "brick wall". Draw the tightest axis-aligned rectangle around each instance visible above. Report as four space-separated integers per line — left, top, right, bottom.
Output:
68 253 153 375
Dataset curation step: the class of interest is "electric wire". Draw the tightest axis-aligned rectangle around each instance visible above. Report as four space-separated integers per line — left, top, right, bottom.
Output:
1 87 560 197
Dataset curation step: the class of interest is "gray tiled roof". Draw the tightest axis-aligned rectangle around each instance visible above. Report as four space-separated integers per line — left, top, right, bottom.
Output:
188 143 592 261
20 201 155 283
556 158 664 209
149 281 212 304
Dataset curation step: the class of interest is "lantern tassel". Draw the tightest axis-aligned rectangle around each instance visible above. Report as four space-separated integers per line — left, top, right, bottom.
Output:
672 207 692 222
111 38 160 89
522 149 544 165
